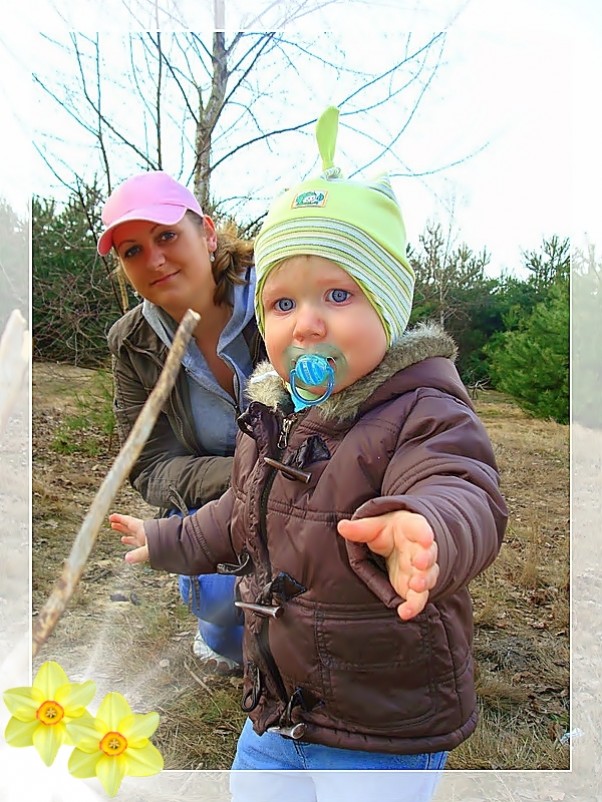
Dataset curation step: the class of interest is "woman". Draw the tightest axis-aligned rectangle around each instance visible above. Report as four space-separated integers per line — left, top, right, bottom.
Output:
98 170 265 672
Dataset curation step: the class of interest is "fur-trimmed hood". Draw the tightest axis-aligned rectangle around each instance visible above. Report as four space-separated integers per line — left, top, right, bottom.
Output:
246 322 467 422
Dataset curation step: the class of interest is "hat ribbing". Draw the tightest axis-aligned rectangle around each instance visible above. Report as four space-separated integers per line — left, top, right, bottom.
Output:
254 107 414 346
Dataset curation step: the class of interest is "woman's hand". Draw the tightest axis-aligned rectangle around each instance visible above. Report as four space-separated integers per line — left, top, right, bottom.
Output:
109 512 149 564
337 510 439 620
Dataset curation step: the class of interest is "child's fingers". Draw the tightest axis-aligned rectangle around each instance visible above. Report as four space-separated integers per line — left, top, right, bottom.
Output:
396 588 429 621
337 516 384 540
411 540 438 572
399 515 435 549
109 512 138 531
124 545 149 564
408 562 439 594
337 516 392 556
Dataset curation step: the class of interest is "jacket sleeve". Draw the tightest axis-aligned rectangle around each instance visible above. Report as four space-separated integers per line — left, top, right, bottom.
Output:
110 347 233 511
347 391 508 603
145 487 237 575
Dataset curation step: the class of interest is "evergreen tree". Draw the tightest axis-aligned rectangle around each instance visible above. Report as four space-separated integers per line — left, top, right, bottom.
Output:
486 281 569 423
33 184 134 366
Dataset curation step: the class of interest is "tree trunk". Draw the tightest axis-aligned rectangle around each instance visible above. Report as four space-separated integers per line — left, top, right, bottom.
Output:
194 32 228 211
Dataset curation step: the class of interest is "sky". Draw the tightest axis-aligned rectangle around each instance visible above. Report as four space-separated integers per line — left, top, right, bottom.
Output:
0 0 598 279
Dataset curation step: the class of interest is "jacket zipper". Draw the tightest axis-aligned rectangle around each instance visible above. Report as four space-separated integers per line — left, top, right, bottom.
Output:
255 413 299 705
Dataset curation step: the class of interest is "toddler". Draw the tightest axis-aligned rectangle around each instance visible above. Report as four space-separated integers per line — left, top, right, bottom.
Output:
110 106 507 774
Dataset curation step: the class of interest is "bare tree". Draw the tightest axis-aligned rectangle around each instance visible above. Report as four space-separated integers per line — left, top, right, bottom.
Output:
32 30 450 228
411 220 490 327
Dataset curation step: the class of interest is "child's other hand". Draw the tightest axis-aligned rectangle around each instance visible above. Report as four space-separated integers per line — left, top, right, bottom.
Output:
337 511 439 621
109 513 149 564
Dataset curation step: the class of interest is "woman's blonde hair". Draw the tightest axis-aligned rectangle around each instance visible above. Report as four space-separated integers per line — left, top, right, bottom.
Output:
187 212 254 307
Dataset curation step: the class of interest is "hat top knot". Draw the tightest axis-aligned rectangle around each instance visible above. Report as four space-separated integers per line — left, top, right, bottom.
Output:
316 106 343 177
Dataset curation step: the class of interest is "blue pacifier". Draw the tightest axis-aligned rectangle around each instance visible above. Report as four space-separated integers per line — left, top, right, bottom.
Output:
286 345 346 408
290 354 334 406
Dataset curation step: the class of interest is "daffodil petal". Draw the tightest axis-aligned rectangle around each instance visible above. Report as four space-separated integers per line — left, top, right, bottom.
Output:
119 712 160 745
4 716 39 747
65 712 102 751
34 661 70 698
56 679 97 716
123 741 164 777
32 719 66 766
96 692 132 731
2 687 43 720
68 746 102 778
96 754 127 798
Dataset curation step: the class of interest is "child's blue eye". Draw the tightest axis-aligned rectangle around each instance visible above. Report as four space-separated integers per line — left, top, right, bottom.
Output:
159 230 176 242
328 289 350 303
275 298 295 312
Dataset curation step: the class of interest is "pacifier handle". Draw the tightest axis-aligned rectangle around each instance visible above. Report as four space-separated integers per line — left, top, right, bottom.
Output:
289 353 335 407
289 368 334 407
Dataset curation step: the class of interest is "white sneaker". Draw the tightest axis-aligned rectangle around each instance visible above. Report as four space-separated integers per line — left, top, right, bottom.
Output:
193 632 240 673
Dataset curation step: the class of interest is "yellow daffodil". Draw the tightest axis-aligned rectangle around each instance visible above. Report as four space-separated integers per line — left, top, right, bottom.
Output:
68 691 163 797
3 660 96 767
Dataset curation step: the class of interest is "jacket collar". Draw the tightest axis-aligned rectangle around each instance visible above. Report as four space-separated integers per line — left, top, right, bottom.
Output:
246 322 461 422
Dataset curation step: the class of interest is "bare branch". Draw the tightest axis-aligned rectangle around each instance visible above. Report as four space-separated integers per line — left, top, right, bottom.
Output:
222 33 279 109
150 31 164 167
240 0 341 29
347 39 445 176
92 34 113 193
210 117 318 174
32 139 81 197
160 36 201 126
338 31 445 108
31 309 200 658
389 140 492 179
67 33 157 169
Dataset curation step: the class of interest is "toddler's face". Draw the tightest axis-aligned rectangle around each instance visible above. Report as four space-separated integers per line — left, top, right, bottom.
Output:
262 255 387 395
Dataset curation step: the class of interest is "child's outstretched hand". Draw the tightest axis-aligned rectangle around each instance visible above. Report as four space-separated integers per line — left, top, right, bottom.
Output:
337 510 439 621
109 513 149 564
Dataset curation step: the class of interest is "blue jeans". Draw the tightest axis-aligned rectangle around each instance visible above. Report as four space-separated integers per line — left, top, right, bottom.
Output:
232 716 447 770
230 721 446 801
168 509 243 664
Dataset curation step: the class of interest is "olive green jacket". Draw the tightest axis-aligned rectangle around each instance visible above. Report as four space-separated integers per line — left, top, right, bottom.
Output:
107 304 265 513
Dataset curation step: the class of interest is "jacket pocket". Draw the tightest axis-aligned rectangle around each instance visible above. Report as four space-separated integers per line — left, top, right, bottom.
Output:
315 604 436 730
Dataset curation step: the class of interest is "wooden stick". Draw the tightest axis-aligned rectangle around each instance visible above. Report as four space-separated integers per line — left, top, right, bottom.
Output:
0 310 30 435
32 308 200 658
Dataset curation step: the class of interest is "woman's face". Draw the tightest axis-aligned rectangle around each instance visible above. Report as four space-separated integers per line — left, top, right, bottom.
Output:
113 213 217 312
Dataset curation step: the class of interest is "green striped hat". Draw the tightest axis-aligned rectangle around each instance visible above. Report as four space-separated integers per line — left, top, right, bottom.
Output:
254 106 414 346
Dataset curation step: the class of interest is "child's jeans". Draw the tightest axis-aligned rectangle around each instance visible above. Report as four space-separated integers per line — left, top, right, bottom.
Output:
232 718 447 770
231 717 447 800
168 509 243 664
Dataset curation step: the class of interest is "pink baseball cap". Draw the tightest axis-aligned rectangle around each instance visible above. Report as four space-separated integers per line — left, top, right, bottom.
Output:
97 170 203 255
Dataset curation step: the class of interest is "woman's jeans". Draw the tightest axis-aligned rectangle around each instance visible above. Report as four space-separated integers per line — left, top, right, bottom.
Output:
168 509 243 663
230 719 447 801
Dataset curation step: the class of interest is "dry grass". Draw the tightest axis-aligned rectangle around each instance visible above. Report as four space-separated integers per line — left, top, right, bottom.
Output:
443 391 570 770
31 366 570 771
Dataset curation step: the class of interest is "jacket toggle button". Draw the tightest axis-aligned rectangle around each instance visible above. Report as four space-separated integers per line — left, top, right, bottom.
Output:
267 722 306 739
263 456 311 483
235 600 284 619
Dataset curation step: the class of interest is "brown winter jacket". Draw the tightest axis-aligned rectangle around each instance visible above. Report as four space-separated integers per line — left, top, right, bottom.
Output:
145 323 508 754
107 304 265 512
